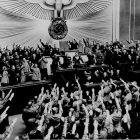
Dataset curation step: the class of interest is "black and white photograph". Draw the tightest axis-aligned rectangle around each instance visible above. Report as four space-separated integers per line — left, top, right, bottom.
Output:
0 0 140 139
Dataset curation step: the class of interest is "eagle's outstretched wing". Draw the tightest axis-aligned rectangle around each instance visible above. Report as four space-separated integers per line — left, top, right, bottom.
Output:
63 0 112 20
0 0 112 20
0 6 52 48
0 0 53 20
23 0 55 10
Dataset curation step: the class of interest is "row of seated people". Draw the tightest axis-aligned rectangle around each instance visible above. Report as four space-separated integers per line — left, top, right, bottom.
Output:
0 51 99 87
53 66 121 88
19 73 140 139
0 38 61 86
1 38 140 86
0 63 41 87
0 50 103 88
78 68 121 85
67 39 140 71
0 90 17 140
51 51 98 71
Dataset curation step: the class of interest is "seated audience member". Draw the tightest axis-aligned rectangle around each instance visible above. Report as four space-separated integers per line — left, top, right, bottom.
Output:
104 46 113 65
109 69 116 80
112 47 121 68
21 58 30 74
38 56 48 80
127 54 133 70
9 65 19 85
114 69 121 81
84 44 91 54
31 63 41 81
53 44 61 55
92 70 102 83
1 66 9 86
78 40 85 53
129 48 136 65
68 39 79 50
51 54 61 71
30 53 38 64
1 57 10 70
20 67 27 83
95 44 104 64
83 71 93 84
83 38 91 54
120 49 128 64
87 51 96 66
73 52 84 68
23 51 30 60
102 72 110 82
63 54 73 68
14 55 21 73
1 39 140 88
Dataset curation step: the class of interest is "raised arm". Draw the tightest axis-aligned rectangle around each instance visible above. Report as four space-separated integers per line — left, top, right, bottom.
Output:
124 104 131 130
82 105 89 139
4 89 12 101
38 93 47 105
75 76 81 91
91 88 95 104
44 103 49 115
51 83 57 96
40 39 46 48
37 114 45 131
58 100 63 116
0 106 10 122
9 93 14 101
120 78 130 92
93 119 98 139
48 101 53 114
37 87 44 102
1 90 5 99
114 92 121 112
4 118 17 139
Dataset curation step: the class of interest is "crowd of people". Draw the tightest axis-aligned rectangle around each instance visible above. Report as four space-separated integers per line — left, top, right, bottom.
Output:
0 38 140 86
0 39 60 86
0 38 140 139
68 39 140 71
0 89 16 140
18 66 140 140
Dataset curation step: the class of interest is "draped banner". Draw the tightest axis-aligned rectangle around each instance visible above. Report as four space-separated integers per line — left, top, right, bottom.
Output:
0 0 119 48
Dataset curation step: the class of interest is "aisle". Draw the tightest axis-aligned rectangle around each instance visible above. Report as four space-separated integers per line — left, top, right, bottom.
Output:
9 114 26 139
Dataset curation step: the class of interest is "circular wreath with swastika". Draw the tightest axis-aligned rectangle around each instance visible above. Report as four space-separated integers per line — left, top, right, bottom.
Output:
48 18 68 40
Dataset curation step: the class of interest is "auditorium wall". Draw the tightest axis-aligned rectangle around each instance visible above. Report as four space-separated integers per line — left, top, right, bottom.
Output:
120 0 140 43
